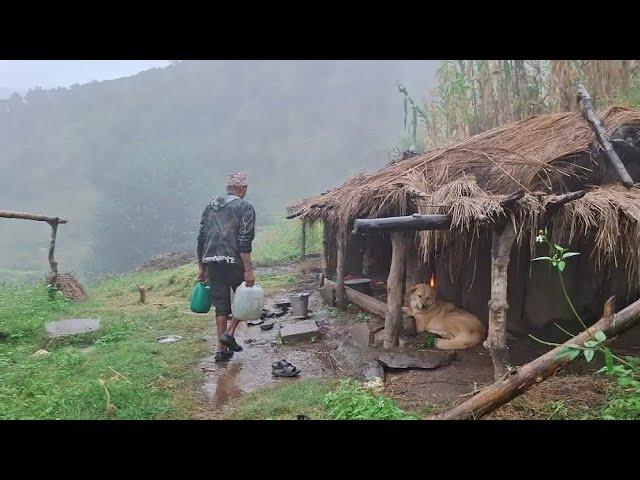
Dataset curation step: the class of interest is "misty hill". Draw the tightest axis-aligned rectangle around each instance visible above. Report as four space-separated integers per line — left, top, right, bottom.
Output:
0 86 24 99
0 60 436 275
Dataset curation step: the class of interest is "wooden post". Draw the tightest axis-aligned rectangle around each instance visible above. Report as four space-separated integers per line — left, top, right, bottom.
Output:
47 219 60 286
0 210 67 287
486 221 516 380
300 221 306 261
404 235 419 305
336 229 347 309
384 232 406 349
321 222 329 284
138 286 147 304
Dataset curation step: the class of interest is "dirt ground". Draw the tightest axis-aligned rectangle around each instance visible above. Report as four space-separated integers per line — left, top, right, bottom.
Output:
197 259 370 418
194 257 632 419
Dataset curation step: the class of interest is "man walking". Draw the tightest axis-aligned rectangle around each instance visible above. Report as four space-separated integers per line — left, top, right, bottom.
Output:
197 172 256 362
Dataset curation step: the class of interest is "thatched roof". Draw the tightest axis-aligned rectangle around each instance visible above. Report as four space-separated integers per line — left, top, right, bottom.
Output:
288 106 640 288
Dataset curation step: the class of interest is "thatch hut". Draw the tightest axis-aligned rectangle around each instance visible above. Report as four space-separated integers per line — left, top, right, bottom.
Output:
287 103 640 379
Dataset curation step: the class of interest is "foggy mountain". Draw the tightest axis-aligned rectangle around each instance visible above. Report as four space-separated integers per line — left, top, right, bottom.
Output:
0 60 437 275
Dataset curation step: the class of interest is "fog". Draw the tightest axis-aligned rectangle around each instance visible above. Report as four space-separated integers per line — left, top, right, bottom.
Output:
0 60 438 279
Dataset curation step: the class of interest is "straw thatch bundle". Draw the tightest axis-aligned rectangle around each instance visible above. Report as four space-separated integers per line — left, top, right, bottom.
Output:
288 106 640 288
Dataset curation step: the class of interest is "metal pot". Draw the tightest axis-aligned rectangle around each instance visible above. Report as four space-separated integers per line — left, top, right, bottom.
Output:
290 292 310 317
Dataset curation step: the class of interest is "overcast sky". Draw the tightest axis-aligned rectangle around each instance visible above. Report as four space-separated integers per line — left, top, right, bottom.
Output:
0 60 171 93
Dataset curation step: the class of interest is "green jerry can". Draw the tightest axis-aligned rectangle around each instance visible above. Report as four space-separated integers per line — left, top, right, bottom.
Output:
190 281 212 314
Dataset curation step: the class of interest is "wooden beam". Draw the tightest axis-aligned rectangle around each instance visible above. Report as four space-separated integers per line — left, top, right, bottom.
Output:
485 221 517 380
0 210 67 224
384 232 406 349
544 190 585 210
300 222 306 260
500 189 525 208
353 214 452 234
325 279 387 318
432 295 640 420
576 83 634 188
336 229 347 308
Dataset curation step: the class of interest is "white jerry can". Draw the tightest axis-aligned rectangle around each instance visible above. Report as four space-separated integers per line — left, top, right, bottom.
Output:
232 282 265 320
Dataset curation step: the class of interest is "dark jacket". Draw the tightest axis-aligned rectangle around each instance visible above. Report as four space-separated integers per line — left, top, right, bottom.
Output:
197 194 256 265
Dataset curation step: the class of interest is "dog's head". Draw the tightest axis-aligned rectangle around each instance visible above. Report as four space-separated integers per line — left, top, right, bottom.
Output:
408 283 438 311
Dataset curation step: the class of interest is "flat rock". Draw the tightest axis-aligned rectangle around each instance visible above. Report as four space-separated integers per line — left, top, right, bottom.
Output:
363 361 385 380
45 318 101 337
280 319 320 343
376 349 456 370
349 323 372 349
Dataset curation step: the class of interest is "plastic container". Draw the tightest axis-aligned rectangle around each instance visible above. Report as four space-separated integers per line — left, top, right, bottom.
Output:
232 282 265 320
190 281 212 313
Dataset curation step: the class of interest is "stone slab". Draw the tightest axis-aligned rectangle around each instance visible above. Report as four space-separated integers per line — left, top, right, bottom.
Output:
363 361 385 380
376 349 456 370
45 318 101 337
280 319 320 343
349 323 372 349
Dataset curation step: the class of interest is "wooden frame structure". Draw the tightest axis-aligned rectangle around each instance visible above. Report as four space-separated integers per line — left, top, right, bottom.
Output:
0 210 67 285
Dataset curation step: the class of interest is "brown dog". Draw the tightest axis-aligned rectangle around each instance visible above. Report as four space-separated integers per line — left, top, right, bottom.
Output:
403 283 485 350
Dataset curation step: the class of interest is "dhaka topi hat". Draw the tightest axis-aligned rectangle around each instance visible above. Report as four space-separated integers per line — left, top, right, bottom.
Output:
227 172 248 187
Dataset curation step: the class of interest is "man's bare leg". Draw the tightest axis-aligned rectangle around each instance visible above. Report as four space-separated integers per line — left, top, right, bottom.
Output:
227 317 240 337
216 315 229 352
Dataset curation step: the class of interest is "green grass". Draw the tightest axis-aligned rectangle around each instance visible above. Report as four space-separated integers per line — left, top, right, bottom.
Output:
252 219 322 267
228 378 338 420
1 269 204 419
0 260 306 419
228 378 418 420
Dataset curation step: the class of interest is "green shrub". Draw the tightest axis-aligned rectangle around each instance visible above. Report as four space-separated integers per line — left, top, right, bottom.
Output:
323 380 417 420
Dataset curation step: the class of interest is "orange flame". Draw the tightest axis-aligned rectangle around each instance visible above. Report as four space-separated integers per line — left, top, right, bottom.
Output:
429 273 436 288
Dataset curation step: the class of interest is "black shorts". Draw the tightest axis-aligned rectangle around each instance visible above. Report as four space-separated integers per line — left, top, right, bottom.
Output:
206 262 244 317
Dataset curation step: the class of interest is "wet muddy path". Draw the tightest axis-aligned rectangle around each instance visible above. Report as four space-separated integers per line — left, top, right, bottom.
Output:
197 259 368 417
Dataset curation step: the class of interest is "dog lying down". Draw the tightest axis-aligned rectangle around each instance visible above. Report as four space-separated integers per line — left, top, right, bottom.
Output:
403 283 485 350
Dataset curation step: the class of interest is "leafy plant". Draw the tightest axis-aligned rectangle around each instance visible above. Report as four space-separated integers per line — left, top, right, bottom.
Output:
529 228 640 418
323 379 417 420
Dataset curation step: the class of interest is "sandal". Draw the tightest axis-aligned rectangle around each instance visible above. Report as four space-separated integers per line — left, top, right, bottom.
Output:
214 350 234 362
261 321 275 331
272 364 301 377
272 359 293 369
219 333 243 352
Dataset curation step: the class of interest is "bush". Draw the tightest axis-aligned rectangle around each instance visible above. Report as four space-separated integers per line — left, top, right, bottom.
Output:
323 380 417 420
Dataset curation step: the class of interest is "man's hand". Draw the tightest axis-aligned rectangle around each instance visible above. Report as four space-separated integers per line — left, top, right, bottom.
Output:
240 252 255 287
244 269 255 287
198 263 206 282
